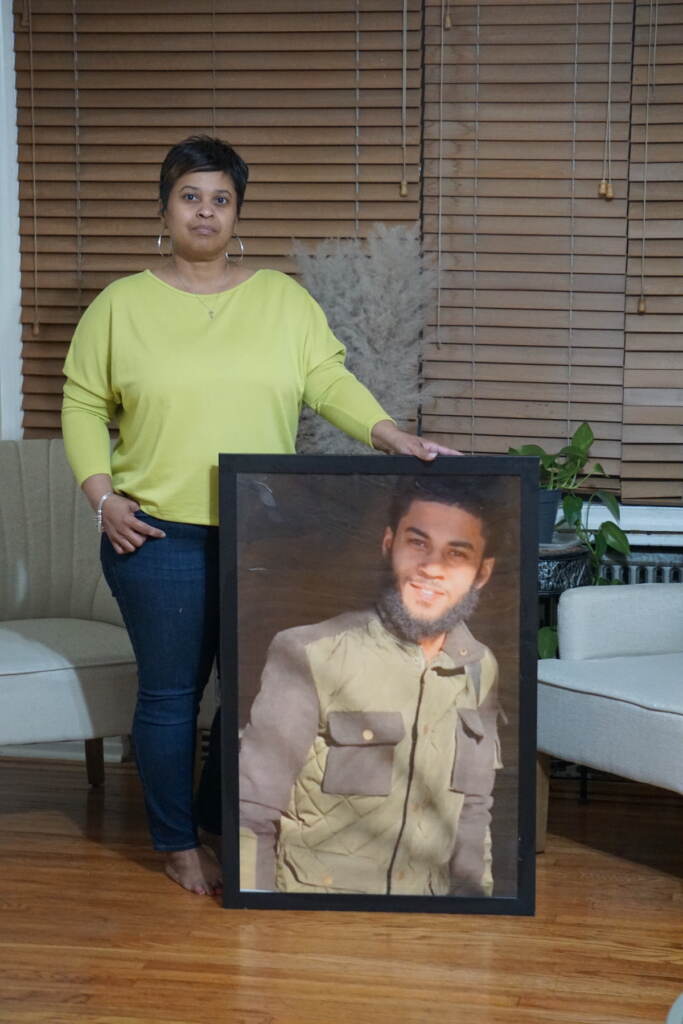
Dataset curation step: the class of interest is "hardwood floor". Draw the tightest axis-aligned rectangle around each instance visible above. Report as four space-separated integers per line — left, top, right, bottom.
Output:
0 758 681 1024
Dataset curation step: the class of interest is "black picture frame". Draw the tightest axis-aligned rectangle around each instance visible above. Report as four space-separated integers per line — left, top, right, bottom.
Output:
219 454 537 915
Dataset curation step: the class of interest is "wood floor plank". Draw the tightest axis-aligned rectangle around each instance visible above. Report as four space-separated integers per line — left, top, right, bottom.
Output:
0 759 681 1024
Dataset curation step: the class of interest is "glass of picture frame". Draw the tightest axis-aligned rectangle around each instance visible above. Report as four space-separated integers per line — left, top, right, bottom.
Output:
219 454 537 915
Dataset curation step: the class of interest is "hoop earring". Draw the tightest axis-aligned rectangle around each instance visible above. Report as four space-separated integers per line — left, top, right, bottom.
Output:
226 235 244 263
156 232 173 256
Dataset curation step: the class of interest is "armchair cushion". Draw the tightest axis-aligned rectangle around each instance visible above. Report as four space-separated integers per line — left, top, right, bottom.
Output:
0 618 136 746
538 652 682 714
538 652 683 794
558 583 683 660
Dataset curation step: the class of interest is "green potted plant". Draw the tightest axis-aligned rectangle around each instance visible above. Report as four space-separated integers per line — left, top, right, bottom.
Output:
508 422 631 657
537 493 631 657
559 491 630 581
508 422 607 543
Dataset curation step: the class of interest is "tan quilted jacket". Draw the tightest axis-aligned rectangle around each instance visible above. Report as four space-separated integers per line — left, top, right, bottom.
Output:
239 609 502 896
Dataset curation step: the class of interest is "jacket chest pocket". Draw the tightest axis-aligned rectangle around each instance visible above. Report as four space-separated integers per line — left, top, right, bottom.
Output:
451 706 503 796
321 711 406 797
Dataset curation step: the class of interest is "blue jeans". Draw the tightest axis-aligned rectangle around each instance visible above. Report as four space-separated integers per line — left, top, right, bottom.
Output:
101 513 222 851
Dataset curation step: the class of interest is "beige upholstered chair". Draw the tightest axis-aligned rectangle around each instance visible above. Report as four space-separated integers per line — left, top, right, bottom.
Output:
0 439 217 783
536 583 683 851
0 438 139 783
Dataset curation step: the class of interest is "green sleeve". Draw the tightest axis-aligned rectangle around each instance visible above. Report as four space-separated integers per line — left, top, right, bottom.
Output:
61 291 118 485
301 294 393 448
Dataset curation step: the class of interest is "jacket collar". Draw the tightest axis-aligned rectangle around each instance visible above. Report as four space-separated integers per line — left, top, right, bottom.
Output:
439 620 487 669
370 609 485 670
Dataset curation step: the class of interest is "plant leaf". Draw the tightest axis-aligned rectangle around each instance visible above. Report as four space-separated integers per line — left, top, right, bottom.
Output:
595 490 620 520
538 626 558 659
572 421 594 451
594 530 608 561
512 444 547 458
562 493 583 526
593 463 606 476
602 520 631 555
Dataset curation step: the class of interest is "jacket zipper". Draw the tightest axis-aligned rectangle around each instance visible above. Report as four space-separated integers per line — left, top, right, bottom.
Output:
385 666 427 894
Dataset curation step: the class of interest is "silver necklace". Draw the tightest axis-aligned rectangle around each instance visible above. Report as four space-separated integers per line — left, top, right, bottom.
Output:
173 267 232 319
192 293 218 320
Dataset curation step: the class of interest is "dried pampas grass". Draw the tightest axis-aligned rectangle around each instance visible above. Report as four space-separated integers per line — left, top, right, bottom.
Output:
293 223 435 455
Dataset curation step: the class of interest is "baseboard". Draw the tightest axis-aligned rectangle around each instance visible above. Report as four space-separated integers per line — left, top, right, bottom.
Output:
550 775 683 804
0 736 131 763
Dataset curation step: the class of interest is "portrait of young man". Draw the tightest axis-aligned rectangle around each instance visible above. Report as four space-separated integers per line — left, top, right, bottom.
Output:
237 475 508 898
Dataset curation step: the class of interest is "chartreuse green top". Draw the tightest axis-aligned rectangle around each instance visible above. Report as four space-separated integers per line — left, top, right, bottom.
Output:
62 269 390 526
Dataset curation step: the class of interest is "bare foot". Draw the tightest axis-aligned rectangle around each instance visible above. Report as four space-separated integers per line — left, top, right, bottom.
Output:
164 846 222 896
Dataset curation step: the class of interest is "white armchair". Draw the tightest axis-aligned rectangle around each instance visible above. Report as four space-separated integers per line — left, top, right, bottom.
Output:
0 439 138 783
536 583 683 851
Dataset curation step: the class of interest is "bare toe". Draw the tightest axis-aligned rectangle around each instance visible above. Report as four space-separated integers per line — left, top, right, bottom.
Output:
164 846 223 896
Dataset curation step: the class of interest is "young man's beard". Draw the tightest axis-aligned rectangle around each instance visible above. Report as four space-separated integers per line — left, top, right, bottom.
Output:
376 572 481 644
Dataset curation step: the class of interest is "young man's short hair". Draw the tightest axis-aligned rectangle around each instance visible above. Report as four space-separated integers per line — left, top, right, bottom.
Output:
388 477 499 557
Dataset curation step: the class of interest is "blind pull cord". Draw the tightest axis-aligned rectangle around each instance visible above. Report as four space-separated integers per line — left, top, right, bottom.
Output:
639 0 659 314
400 0 408 197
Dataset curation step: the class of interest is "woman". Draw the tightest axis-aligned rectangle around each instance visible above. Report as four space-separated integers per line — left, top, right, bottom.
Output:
62 135 455 897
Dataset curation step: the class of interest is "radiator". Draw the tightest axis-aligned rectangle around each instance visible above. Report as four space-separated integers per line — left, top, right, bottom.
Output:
599 550 683 584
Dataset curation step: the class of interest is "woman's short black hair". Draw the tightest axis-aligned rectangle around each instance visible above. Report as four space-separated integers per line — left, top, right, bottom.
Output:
159 135 249 215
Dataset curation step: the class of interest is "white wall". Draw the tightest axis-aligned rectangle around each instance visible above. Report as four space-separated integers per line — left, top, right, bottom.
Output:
0 3 22 440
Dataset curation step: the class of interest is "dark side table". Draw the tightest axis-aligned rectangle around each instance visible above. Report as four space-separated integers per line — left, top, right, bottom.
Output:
538 538 591 628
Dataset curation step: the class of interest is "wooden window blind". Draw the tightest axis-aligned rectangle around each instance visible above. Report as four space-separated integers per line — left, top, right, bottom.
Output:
622 0 683 504
14 0 422 437
421 0 634 486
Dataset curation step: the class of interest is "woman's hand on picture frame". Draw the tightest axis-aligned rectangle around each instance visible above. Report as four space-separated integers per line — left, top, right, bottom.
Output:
371 420 462 461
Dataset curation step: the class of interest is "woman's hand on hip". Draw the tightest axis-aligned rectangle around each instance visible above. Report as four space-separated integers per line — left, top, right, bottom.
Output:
371 420 462 460
103 495 166 554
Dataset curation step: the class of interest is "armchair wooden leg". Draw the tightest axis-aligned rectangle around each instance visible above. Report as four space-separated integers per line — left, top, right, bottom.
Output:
536 751 551 854
85 738 105 787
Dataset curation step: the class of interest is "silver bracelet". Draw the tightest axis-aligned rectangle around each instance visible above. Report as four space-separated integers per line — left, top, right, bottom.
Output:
95 491 114 534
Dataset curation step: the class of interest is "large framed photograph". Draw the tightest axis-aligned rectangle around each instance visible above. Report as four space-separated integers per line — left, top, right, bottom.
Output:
219 455 537 914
